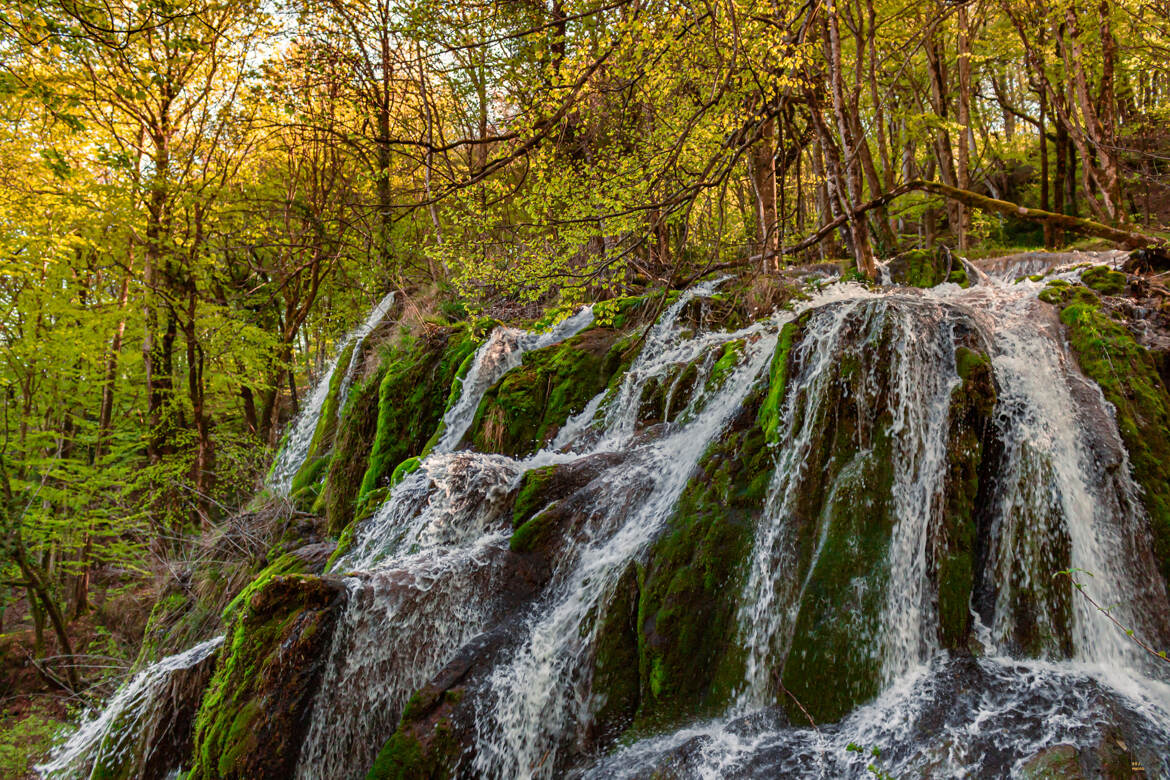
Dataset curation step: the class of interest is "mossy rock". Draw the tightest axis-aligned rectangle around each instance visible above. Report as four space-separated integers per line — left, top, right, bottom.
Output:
1017 744 1082 779
633 380 773 731
936 346 997 649
770 304 997 722
779 424 896 724
1038 280 1100 308
468 327 625 456
189 574 345 780
319 324 481 534
588 563 642 748
365 627 516 779
357 325 483 509
507 454 627 556
1060 300 1170 592
299 340 358 471
321 364 388 535
290 454 331 513
1080 265 1127 296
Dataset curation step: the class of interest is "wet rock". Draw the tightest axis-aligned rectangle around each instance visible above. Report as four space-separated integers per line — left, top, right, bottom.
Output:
188 575 347 780
468 327 626 456
1018 744 1082 779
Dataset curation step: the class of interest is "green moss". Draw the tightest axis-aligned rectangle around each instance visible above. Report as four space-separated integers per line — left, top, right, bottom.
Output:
221 552 307 625
1061 301 1170 591
780 426 896 724
1038 279 1100 308
189 575 341 779
589 563 642 744
510 507 560 554
390 456 422 487
512 466 558 527
290 454 331 512
357 326 482 509
366 679 462 780
321 364 388 535
633 381 773 731
313 341 357 454
759 322 798 444
707 339 745 393
469 328 625 456
1080 265 1127 296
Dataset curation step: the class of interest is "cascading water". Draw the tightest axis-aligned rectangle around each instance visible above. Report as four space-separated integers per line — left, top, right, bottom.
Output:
38 636 224 778
269 291 397 493
47 256 1170 779
582 260 1170 777
294 305 599 778
433 305 596 452
736 289 963 707
469 288 783 778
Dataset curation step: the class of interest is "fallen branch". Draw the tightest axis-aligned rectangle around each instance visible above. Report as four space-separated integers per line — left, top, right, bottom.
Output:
902 180 1165 249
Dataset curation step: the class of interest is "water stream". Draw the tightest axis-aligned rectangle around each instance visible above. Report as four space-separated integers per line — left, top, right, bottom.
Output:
269 292 397 493
46 257 1170 778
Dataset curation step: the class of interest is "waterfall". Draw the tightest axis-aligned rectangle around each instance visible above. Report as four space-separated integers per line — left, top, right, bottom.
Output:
433 305 596 453
38 636 224 779
470 286 782 778
736 293 963 707
269 291 397 494
53 260 1170 779
293 305 596 777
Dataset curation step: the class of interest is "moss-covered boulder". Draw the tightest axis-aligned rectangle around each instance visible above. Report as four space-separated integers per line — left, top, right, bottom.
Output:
632 380 773 731
321 364 388 535
508 453 628 556
319 324 481 534
934 346 997 649
1060 300 1170 591
468 327 625 456
357 325 482 510
189 574 345 780
587 563 642 748
365 626 517 779
1080 265 1127 296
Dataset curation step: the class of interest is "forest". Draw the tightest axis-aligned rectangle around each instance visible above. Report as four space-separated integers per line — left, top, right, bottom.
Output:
3 0 1170 776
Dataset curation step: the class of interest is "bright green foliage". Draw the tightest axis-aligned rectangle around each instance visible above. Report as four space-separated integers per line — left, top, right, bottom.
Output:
0 701 66 778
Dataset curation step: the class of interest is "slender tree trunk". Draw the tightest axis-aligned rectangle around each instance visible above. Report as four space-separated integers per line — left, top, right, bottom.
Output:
826 2 875 276
956 4 973 249
750 116 780 270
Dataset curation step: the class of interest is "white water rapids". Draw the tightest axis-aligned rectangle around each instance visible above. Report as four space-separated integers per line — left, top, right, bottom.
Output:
44 255 1170 778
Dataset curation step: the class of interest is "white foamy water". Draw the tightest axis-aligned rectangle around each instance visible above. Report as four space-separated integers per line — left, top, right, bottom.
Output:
269 291 397 493
39 636 223 779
